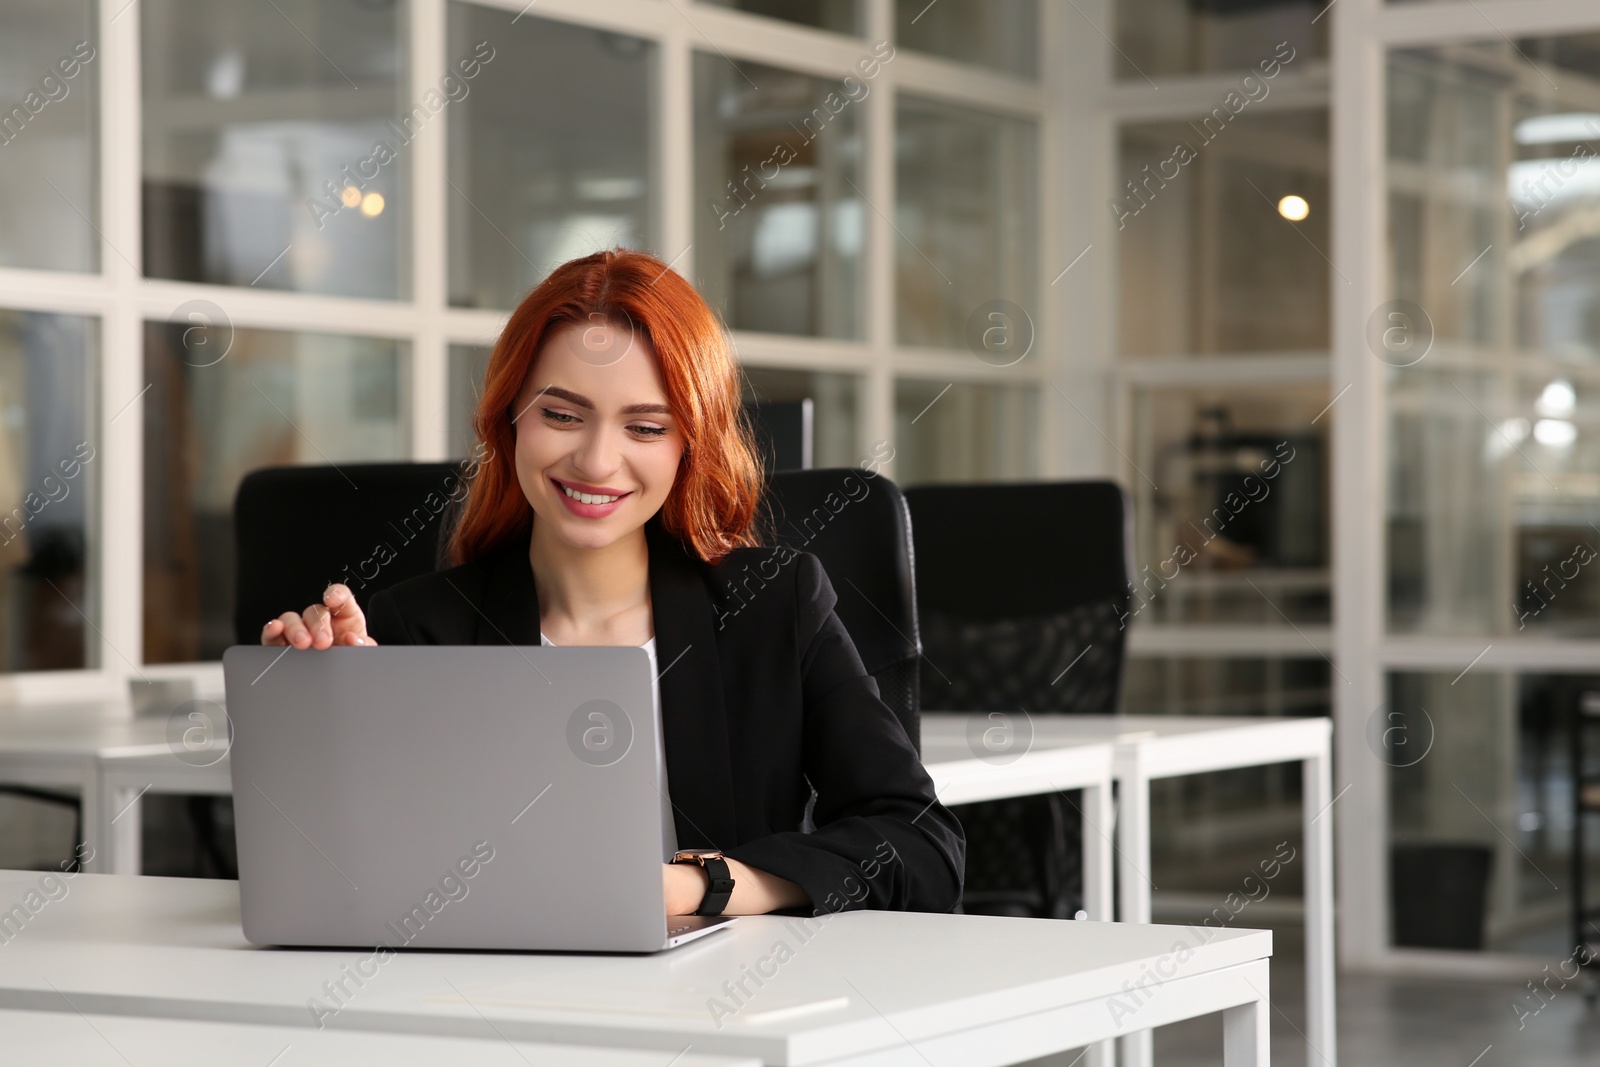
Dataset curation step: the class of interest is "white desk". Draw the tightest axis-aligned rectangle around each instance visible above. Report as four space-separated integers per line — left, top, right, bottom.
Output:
0 872 1273 1066
0 701 231 875
920 734 1114 923
924 712 1335 1067
96 744 231 875
0 703 168 872
1 1007 760 1066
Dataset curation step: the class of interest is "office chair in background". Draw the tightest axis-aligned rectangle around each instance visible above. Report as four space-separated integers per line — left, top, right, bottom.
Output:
237 460 916 747
234 397 809 642
170 461 470 878
759 468 921 753
904 480 1134 919
233 462 471 646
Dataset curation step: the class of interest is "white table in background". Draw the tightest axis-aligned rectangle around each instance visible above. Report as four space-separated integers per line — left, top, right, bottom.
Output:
0 702 229 876
920 733 1114 923
0 872 1273 1067
95 743 231 875
925 712 1335 1067
0 703 163 871
93 736 1114 891
1 1007 759 1066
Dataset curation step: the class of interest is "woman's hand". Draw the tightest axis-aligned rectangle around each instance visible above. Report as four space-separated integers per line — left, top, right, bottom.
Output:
260 584 377 649
663 857 808 916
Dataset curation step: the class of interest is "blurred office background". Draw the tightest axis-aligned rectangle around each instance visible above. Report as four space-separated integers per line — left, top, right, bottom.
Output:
2 0 1600 1006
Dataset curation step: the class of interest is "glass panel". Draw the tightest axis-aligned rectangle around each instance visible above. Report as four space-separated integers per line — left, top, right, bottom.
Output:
0 311 97 671
1114 0 1322 81
449 6 655 310
1387 40 1600 636
447 343 494 463
739 366 861 468
1126 654 1325 890
1118 109 1330 356
1388 366 1600 637
141 0 408 298
694 56 864 339
143 325 408 663
1129 382 1330 626
1386 670 1598 956
896 97 1037 350
894 379 1038 484
894 0 1037 78
0 2 98 273
700 0 861 34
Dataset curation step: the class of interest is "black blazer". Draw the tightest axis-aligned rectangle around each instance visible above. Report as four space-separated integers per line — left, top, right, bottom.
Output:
365 515 965 915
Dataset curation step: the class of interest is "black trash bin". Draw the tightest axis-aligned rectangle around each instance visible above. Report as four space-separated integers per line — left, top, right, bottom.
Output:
1391 842 1493 950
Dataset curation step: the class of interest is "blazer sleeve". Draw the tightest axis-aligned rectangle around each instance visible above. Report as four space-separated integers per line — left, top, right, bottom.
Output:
364 587 417 646
722 551 966 915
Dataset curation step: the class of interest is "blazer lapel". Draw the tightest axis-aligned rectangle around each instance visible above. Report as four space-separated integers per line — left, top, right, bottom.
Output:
646 518 738 850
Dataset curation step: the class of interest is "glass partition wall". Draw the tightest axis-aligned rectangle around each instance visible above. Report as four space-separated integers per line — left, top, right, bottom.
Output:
1333 0 1600 970
0 0 1050 691
1102 0 1600 972
1106 0 1335 997
1373 25 1600 960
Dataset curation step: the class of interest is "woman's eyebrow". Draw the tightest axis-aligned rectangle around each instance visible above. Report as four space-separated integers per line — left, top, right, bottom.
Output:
538 384 672 417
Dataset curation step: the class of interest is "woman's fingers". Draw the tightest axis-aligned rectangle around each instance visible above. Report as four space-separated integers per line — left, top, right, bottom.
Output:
322 584 370 645
268 611 314 649
303 603 334 650
259 586 372 650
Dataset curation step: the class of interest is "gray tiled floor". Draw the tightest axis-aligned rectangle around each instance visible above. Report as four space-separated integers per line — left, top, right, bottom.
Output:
1022 924 1600 1066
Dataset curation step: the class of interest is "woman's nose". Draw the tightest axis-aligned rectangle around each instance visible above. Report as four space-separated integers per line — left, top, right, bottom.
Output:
572 427 622 478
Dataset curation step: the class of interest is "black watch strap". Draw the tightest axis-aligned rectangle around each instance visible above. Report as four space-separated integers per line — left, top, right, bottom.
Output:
695 856 735 916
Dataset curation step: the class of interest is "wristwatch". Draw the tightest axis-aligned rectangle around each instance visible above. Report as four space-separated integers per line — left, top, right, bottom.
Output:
672 849 735 916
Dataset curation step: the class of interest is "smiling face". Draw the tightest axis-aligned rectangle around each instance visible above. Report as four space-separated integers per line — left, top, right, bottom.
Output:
510 321 685 552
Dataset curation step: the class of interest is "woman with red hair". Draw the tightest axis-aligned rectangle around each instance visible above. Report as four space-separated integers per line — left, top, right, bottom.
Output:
261 249 963 918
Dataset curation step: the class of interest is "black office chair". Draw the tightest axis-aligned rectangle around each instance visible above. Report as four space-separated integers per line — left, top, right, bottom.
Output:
233 462 470 645
904 480 1133 919
175 462 466 878
760 468 921 753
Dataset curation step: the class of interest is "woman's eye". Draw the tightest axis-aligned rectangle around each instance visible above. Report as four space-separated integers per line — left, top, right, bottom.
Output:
540 408 578 425
631 425 669 438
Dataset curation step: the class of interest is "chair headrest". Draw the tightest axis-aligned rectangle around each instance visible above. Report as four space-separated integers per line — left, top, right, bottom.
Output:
762 468 920 670
904 480 1132 618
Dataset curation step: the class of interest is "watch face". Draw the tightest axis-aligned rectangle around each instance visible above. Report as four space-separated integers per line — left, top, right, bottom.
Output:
673 849 723 863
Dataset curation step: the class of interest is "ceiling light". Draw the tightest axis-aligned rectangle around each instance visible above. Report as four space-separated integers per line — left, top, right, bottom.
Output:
1536 378 1576 418
206 50 245 100
1533 418 1577 448
1277 195 1309 221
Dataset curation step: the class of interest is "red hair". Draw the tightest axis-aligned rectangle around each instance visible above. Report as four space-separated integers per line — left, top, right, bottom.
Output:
447 249 764 567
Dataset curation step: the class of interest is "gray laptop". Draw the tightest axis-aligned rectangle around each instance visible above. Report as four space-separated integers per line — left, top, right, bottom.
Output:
222 645 737 953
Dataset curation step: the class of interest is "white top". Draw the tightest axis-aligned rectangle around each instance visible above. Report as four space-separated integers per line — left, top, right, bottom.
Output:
540 632 677 861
